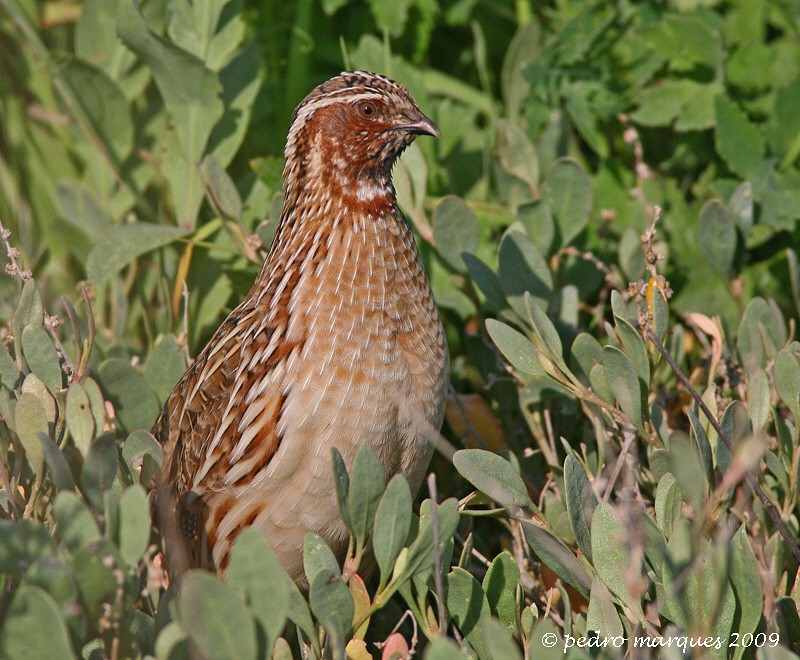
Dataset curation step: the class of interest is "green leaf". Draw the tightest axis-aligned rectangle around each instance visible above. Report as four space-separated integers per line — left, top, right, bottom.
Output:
0 519 58 575
589 363 613 405
774 347 800 421
526 618 564 659
347 447 386 552
57 181 114 241
12 279 45 352
66 381 96 455
373 475 413 589
87 223 187 283
687 410 714 488
20 326 62 394
446 567 491 658
616 228 643 283
728 181 754 235
774 598 800 654
498 231 552 315
660 537 735 655
303 532 340 583
14 392 49 476
143 334 186 404
496 119 539 191
308 569 353 653
39 433 76 493
62 59 133 161
82 378 108 439
121 430 163 486
563 82 606 156
632 80 718 131
367 0 411 35
208 43 264 167
641 515 668 581
284 578 316 642
118 485 150 567
482 616 522 660
715 96 764 179
98 357 161 432
717 401 751 475
331 448 352 536
564 455 597 561
180 571 257 660
453 449 534 511
463 253 507 312
202 155 242 221
747 368 770 431
0 342 20 390
520 519 591 598
613 315 650 387
540 158 592 248
590 503 646 622
654 473 682 539
21 373 56 422
728 525 762 660
81 433 120 510
227 528 289 657
601 346 646 436
117 0 223 165
586 576 626 640
525 293 573 381
73 539 119 622
423 638 464 660
698 200 737 278
52 491 101 552
569 332 603 385
517 201 555 257
0 586 73 659
485 319 545 377
402 499 460 579
736 298 786 373
668 432 706 515
432 196 480 273
154 621 189 659
482 551 520 632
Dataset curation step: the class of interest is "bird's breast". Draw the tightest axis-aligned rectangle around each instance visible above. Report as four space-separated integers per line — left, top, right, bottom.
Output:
268 208 448 481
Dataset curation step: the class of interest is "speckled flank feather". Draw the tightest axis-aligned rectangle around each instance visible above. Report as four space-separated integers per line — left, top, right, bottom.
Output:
154 71 449 583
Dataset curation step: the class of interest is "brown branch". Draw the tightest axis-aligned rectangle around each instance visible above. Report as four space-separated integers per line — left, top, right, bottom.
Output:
427 473 447 635
646 328 800 564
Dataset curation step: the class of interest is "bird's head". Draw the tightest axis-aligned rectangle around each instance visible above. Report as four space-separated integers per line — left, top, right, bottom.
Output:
283 71 439 196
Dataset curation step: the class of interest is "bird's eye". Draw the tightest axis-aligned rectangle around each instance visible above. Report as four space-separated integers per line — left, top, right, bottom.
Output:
356 101 377 119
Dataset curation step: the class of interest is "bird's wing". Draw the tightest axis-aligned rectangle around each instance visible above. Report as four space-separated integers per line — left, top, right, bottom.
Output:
153 298 294 561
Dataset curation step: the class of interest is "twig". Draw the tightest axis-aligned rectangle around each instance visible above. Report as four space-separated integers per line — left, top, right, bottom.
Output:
427 473 447 635
0 219 32 280
448 384 487 450
76 286 96 382
647 328 800 563
602 425 638 502
0 444 21 520
180 280 192 366
44 312 75 383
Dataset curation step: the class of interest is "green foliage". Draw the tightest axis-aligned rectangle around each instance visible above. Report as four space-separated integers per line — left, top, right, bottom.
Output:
2 0 800 657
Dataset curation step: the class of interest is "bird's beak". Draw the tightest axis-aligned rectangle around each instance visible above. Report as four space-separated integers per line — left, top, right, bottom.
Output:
395 112 440 139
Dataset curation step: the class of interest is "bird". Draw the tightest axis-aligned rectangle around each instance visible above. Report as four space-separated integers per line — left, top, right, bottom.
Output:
153 71 449 585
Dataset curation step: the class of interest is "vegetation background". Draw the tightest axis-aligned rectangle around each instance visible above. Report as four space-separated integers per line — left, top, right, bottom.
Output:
1 0 800 657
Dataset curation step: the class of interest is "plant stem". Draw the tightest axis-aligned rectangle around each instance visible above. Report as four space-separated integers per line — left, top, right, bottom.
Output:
647 328 800 563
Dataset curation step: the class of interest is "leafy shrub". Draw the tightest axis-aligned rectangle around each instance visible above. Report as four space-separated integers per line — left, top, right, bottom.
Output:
1 0 800 658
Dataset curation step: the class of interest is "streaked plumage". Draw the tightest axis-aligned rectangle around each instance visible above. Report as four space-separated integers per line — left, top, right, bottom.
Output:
154 71 449 584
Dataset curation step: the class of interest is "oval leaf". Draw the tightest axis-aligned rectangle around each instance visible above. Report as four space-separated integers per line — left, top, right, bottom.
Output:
453 449 533 510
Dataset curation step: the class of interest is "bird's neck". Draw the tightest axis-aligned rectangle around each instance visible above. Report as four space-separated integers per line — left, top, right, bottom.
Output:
252 168 407 300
